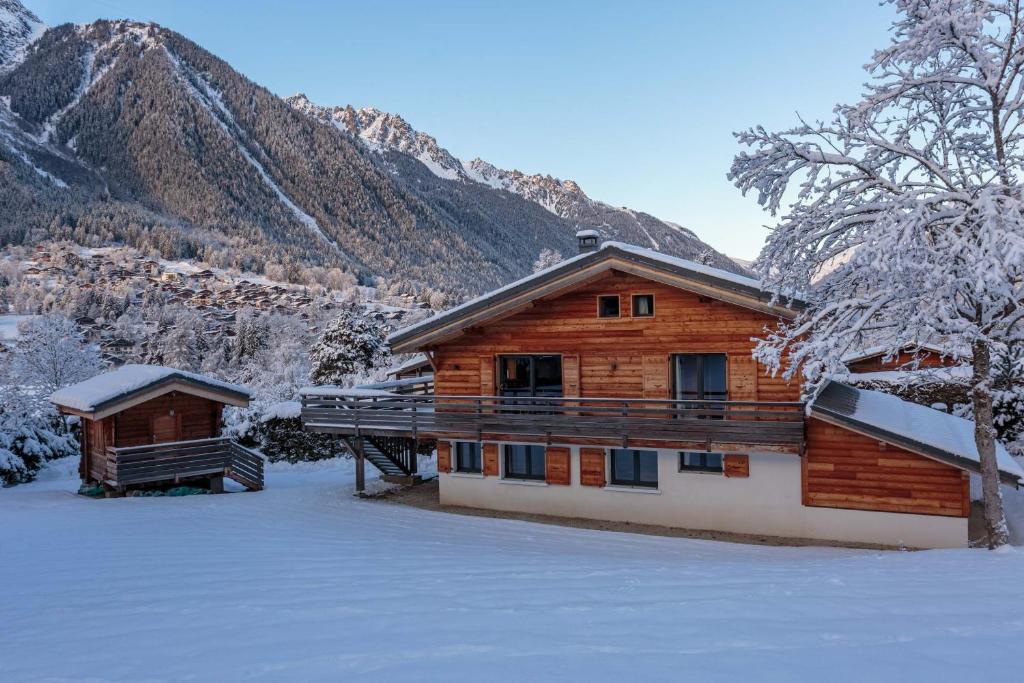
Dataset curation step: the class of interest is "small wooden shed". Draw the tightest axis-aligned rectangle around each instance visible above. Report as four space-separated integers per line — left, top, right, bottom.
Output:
51 365 263 492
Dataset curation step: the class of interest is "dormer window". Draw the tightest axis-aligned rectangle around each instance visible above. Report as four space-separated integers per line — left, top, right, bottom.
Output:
598 295 620 318
632 294 654 317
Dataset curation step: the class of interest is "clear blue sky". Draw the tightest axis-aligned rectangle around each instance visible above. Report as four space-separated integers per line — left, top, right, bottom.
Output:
30 0 895 260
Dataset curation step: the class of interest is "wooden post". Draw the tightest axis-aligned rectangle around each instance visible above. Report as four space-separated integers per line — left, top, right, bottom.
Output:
353 437 366 493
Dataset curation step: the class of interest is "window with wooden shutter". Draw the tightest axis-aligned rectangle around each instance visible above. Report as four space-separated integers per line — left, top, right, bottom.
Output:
723 454 749 478
642 354 669 399
483 443 499 476
729 354 758 402
437 442 452 473
545 447 571 485
480 356 495 396
580 448 606 487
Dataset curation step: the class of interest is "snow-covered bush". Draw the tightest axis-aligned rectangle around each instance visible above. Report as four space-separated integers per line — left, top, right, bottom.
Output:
0 386 78 486
223 400 344 463
309 308 389 385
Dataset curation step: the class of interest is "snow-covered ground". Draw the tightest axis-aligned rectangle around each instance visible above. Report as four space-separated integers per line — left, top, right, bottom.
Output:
3 459 1024 681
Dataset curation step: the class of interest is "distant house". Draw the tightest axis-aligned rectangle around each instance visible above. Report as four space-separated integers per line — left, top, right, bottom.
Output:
844 343 964 373
302 235 1023 549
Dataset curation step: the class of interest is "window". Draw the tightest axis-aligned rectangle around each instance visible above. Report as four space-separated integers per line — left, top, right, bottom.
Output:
610 449 659 487
455 442 482 473
679 452 724 473
598 295 620 318
673 354 728 403
498 355 563 397
632 294 655 317
504 444 546 480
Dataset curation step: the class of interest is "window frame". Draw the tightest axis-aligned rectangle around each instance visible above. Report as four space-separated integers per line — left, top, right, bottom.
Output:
679 451 724 474
503 444 546 481
497 355 563 398
609 448 659 488
454 441 482 474
597 294 621 318
631 293 655 318
672 353 729 402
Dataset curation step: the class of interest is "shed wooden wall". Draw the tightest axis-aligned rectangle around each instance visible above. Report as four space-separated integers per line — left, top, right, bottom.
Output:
847 351 954 373
113 392 223 447
430 270 797 402
803 417 969 518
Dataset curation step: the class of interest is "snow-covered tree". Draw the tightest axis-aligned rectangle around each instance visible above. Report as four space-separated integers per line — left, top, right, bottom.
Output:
309 308 389 385
533 248 563 272
11 315 101 399
729 0 1024 547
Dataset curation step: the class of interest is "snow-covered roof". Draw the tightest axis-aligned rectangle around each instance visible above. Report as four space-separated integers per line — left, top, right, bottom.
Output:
575 229 599 238
389 241 801 352
300 386 397 398
50 365 251 416
386 353 432 376
811 381 1023 485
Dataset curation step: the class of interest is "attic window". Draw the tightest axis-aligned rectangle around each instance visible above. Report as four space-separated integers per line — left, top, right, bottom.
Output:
632 294 654 317
598 295 620 318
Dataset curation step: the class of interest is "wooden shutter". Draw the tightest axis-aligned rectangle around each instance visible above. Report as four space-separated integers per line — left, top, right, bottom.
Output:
483 443 499 476
580 448 606 487
562 355 580 397
723 454 749 478
480 356 495 396
642 354 669 399
437 442 452 473
545 447 571 485
729 354 758 402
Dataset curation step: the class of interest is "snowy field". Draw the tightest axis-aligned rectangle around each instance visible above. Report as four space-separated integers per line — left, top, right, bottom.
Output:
3 459 1024 682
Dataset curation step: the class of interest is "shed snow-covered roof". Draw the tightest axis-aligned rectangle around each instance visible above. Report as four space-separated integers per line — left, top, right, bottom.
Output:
811 381 1023 485
386 353 432 377
388 241 802 353
50 365 251 418
841 342 965 365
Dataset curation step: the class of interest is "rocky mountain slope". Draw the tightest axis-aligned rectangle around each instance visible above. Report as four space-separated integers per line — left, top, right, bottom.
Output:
288 94 742 274
0 0 42 70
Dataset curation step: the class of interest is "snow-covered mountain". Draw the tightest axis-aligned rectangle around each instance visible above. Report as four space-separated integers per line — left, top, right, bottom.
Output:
0 0 43 71
287 94 745 274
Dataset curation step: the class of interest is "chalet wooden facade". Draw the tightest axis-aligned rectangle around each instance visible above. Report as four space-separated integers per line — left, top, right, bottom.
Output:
301 237 1023 548
52 366 264 494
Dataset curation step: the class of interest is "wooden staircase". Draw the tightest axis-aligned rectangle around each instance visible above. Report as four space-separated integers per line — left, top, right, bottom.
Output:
343 435 430 486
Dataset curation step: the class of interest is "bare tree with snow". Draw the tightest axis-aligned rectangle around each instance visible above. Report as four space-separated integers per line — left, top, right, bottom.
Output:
11 315 101 399
729 0 1024 547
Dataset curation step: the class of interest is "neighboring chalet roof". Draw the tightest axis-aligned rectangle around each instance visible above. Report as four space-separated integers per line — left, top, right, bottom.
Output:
50 365 251 420
841 342 965 365
386 353 432 377
811 381 1023 486
389 241 804 353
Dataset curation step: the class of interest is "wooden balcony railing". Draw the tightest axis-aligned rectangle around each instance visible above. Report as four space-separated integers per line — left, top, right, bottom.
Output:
300 393 806 453
105 437 265 490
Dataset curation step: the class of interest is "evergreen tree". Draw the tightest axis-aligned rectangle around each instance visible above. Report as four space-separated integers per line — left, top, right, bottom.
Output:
309 308 388 385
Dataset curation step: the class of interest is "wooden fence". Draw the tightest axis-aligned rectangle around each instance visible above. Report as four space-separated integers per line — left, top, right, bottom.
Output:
105 437 264 490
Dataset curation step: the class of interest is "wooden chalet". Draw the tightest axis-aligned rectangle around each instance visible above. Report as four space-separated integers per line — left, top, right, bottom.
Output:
843 343 963 373
52 365 264 494
301 235 1023 548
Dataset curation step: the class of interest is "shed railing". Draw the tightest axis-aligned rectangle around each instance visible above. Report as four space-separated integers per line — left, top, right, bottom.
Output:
105 437 265 490
300 393 805 452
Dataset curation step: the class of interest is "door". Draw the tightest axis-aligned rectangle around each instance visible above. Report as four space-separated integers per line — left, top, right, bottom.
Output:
497 355 563 397
152 412 180 443
672 354 727 417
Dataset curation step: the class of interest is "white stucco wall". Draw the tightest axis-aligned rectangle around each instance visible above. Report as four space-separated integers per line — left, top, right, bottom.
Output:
439 444 967 549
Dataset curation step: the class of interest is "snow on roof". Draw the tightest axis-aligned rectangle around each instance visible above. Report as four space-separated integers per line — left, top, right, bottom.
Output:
811 382 1024 483
50 365 251 413
300 386 396 398
575 229 599 238
386 353 431 376
388 241 782 346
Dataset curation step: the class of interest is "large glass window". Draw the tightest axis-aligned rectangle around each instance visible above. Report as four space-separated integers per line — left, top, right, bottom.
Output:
455 442 482 473
673 354 728 403
504 444 546 480
498 355 563 397
679 452 724 473
610 449 659 487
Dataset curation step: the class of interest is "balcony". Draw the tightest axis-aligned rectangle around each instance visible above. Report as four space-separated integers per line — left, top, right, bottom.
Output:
105 437 265 491
300 391 806 454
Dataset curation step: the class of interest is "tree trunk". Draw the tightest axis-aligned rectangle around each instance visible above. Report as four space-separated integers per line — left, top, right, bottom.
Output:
972 340 1009 548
